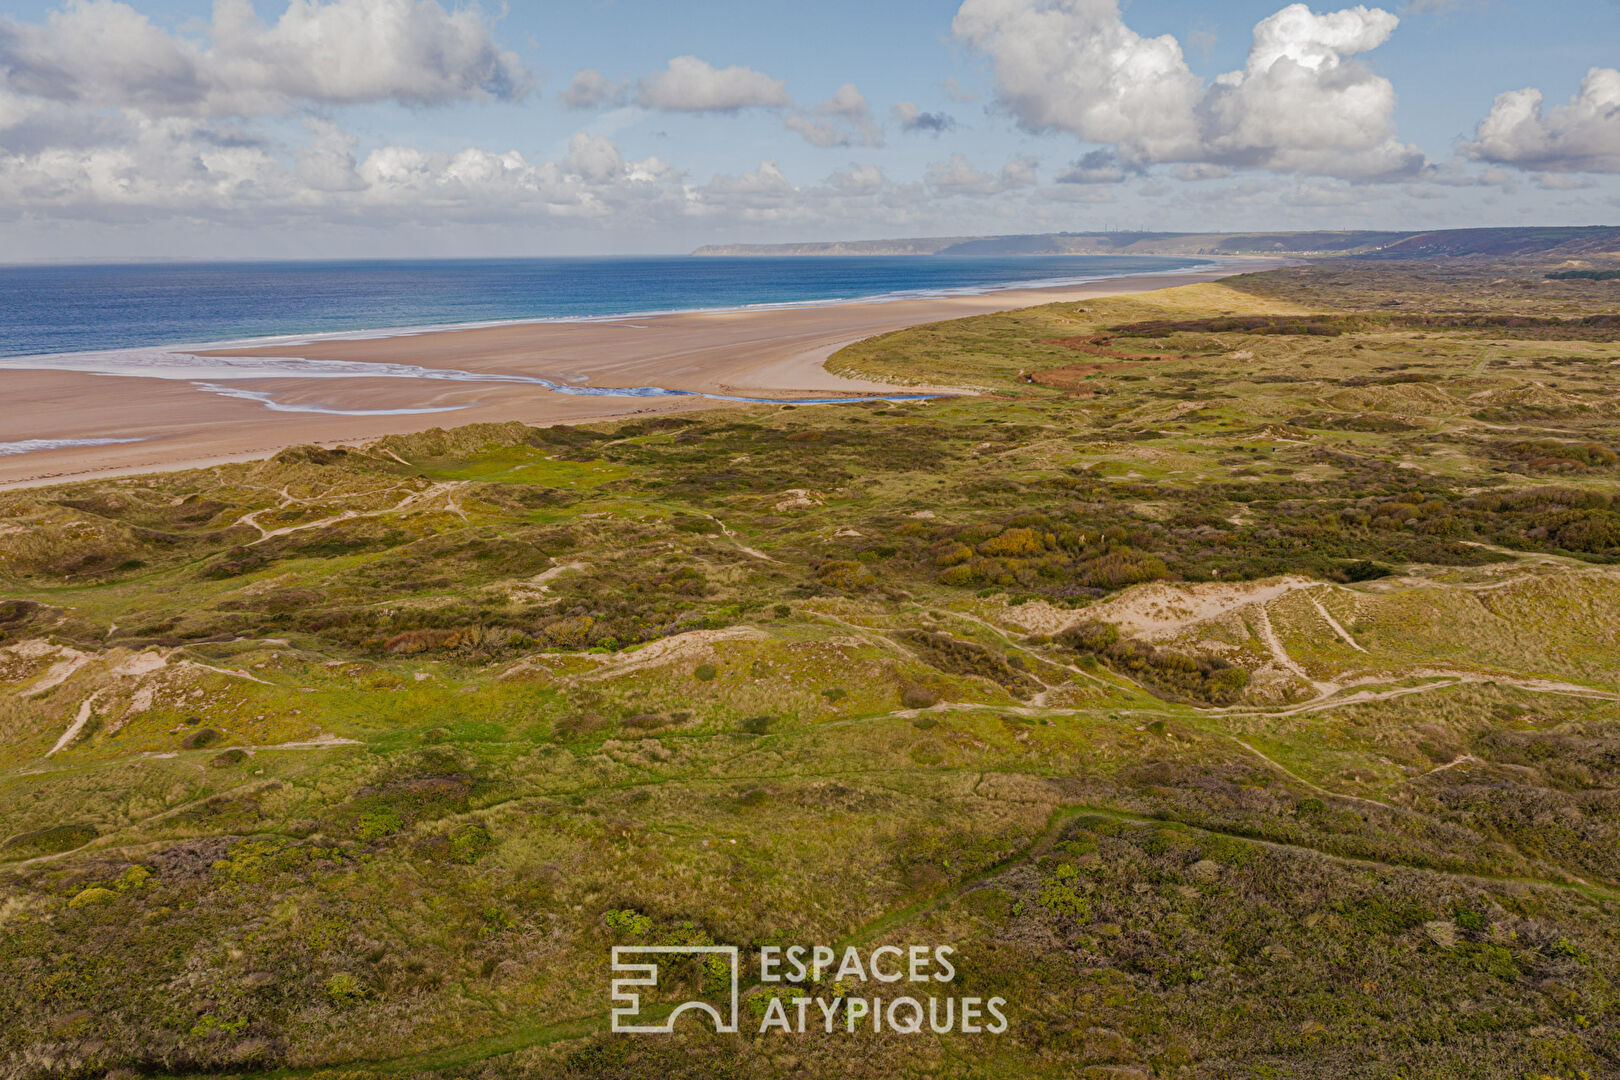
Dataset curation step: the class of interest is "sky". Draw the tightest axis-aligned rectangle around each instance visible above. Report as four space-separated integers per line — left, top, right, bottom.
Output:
0 0 1617 260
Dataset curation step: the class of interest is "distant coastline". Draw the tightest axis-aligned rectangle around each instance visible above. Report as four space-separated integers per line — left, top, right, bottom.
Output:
693 225 1620 259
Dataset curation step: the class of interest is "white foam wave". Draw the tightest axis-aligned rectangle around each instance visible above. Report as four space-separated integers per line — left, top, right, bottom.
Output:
0 437 145 457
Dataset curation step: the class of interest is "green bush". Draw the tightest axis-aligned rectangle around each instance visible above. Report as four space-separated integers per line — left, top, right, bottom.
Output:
68 886 116 908
604 908 652 935
448 822 494 864
356 806 404 841
324 973 368 1006
1037 879 1089 919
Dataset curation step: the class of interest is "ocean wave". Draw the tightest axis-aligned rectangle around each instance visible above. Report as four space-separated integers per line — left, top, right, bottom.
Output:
0 437 145 457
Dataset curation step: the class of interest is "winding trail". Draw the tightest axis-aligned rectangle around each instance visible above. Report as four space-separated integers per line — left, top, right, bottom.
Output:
46 692 99 757
1307 591 1366 653
703 513 779 563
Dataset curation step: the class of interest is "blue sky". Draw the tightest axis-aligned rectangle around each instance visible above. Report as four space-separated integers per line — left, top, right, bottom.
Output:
0 0 1616 259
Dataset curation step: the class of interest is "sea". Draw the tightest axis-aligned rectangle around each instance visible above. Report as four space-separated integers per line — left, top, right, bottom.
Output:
0 255 1209 358
0 254 1211 449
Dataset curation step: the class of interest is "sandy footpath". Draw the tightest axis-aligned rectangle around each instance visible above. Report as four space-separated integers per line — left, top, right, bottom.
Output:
0 260 1282 489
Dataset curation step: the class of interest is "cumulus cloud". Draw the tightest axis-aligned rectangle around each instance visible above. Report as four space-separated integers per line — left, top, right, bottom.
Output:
892 101 955 134
296 116 366 191
784 83 881 147
560 68 628 110
925 153 1036 195
704 159 794 198
634 55 791 112
0 110 701 227
952 0 1201 163
1464 68 1620 173
827 162 885 194
951 0 1424 179
0 0 531 116
782 114 842 147
819 83 873 125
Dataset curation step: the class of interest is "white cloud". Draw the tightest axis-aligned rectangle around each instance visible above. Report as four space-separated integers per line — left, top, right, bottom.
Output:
1464 68 1620 173
819 83 871 125
560 132 625 182
1200 4 1421 178
827 162 885 194
634 55 791 112
0 113 291 218
782 114 848 147
337 135 683 222
784 83 881 147
0 116 693 226
951 0 1423 179
296 116 365 191
704 159 794 198
560 68 628 110
0 84 1060 236
952 0 1202 164
925 153 1036 195
0 0 531 116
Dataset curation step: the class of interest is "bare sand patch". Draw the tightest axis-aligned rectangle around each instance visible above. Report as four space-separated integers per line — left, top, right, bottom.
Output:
582 627 768 680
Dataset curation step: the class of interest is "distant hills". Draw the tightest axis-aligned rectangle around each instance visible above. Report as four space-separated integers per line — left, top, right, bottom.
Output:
694 226 1620 261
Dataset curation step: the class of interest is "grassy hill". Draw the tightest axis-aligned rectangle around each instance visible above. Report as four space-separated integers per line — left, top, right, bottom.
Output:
2 259 1619 1078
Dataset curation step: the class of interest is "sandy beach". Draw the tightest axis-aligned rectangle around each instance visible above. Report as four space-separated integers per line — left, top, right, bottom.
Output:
0 260 1281 489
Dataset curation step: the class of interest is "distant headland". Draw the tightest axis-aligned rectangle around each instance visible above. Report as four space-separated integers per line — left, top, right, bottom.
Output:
695 226 1620 260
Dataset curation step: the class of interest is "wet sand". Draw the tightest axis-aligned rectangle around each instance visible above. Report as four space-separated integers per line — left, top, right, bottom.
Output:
0 261 1281 489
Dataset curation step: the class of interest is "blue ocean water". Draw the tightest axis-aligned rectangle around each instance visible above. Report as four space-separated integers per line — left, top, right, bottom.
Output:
0 255 1207 357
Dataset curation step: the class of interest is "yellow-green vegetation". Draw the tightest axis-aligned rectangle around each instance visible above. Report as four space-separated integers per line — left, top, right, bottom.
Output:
3 258 1620 1079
